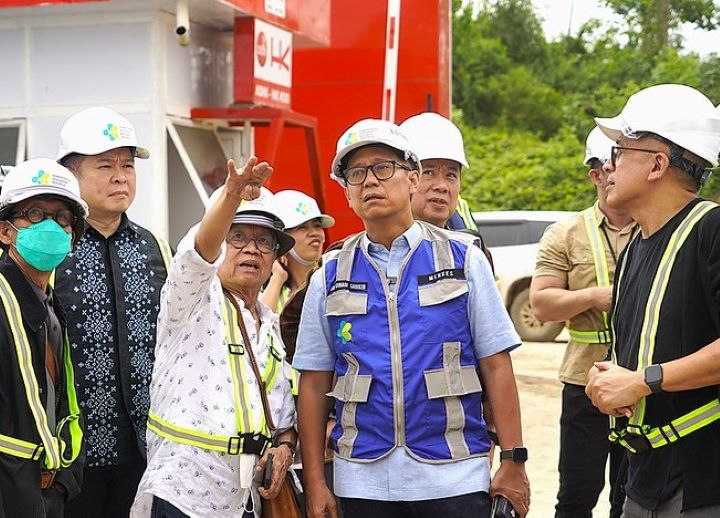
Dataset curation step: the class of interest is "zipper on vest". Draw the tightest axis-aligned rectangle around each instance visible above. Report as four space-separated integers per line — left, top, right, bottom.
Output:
360 232 423 448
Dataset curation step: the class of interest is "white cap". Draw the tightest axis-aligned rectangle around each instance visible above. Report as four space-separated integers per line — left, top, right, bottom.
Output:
584 127 615 165
273 190 335 230
330 119 420 184
207 187 295 256
595 84 720 167
399 112 469 167
57 106 150 162
0 158 89 237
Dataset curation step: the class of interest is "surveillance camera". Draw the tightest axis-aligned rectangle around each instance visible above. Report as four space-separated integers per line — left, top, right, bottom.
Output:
176 0 189 46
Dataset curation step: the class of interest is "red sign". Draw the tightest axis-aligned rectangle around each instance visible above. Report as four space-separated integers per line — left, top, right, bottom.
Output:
0 0 105 6
235 17 292 109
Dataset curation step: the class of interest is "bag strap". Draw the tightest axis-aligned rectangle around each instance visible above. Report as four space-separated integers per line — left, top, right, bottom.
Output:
223 289 276 432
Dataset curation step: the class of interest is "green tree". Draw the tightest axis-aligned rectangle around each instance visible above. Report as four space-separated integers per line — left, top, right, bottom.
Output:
603 0 720 56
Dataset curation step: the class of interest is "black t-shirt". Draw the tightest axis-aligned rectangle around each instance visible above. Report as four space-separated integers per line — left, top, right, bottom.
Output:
612 198 720 511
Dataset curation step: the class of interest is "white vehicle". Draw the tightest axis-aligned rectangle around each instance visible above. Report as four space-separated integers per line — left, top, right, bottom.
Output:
474 210 575 342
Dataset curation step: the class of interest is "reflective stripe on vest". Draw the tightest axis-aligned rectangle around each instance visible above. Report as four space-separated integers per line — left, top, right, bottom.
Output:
149 231 173 272
289 366 300 397
0 274 82 469
147 295 281 454
566 207 612 344
456 196 478 232
610 201 718 451
275 285 291 314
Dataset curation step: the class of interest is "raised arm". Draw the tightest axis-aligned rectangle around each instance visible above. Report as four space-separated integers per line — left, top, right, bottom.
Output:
194 156 273 262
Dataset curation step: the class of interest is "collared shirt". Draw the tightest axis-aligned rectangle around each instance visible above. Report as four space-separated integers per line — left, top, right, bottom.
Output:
54 215 168 466
534 202 637 385
28 280 63 429
294 222 520 501
131 225 295 518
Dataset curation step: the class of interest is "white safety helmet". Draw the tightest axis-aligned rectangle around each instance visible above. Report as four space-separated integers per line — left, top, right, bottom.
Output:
273 190 335 230
595 84 720 167
399 112 469 167
584 127 615 166
57 106 150 162
330 118 420 185
0 158 89 239
206 186 295 256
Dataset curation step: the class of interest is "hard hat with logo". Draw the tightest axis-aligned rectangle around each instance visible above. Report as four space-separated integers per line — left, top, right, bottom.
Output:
399 112 469 167
330 119 420 185
584 127 615 166
273 190 335 230
0 158 89 239
57 106 150 162
595 84 720 167
207 186 295 256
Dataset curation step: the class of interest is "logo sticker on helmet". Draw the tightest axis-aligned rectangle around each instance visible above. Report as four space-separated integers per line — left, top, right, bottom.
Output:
31 170 51 185
104 123 120 141
295 201 310 215
336 320 352 344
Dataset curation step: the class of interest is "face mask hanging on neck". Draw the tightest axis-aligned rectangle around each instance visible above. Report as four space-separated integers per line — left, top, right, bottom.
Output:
12 219 72 271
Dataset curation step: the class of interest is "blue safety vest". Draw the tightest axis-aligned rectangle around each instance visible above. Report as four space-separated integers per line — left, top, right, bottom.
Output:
323 223 490 463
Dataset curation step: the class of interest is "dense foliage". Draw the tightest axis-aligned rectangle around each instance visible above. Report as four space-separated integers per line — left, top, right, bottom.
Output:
454 0 720 210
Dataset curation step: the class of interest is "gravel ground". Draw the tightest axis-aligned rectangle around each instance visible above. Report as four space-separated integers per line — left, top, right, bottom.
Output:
501 340 612 517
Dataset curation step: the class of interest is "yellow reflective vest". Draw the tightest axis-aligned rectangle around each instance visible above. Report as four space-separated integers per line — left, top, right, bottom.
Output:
0 273 82 470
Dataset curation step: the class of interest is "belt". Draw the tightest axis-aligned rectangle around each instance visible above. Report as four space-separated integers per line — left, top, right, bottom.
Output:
40 470 56 489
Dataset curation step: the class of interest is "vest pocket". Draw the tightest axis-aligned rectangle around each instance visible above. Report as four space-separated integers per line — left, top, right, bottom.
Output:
418 279 468 307
325 291 368 316
327 353 374 456
421 342 483 457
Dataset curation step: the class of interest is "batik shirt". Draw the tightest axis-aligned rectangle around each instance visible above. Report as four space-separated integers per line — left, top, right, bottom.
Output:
54 215 169 466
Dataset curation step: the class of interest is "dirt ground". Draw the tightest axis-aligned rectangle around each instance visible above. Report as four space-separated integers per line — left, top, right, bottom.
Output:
501 337 611 517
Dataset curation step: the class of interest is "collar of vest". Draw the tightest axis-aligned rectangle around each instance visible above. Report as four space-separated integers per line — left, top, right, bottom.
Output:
0 254 51 332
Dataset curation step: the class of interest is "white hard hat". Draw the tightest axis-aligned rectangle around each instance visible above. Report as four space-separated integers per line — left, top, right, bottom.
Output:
584 127 615 165
330 119 420 184
0 158 89 238
57 106 150 162
207 186 295 256
273 190 335 230
595 84 720 167
399 112 468 167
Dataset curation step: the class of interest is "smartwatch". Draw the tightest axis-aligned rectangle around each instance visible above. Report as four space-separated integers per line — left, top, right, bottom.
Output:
499 447 528 463
644 364 664 394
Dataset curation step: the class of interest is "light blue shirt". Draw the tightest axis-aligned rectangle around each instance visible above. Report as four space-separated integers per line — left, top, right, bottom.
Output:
293 222 521 500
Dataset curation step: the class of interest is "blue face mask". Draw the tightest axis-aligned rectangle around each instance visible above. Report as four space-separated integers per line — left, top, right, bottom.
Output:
13 219 72 272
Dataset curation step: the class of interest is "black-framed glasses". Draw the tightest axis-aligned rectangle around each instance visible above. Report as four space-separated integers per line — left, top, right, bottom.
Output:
227 230 278 254
12 206 77 228
343 160 411 186
610 146 663 168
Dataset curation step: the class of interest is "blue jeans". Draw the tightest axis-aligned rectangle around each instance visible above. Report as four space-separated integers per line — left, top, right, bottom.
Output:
340 491 492 518
151 496 255 518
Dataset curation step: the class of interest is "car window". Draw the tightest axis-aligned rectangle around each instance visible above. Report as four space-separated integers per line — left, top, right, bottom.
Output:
476 220 556 247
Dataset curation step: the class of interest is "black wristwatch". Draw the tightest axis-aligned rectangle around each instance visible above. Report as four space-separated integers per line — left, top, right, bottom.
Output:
644 364 664 394
499 447 528 463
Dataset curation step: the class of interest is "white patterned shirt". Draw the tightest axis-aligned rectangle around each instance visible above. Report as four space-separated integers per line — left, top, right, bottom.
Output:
131 226 296 518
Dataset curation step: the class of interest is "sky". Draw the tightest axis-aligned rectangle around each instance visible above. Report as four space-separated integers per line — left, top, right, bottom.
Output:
531 0 720 56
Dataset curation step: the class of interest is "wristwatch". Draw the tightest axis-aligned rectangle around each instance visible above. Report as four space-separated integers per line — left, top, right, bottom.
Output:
499 447 528 463
644 364 664 394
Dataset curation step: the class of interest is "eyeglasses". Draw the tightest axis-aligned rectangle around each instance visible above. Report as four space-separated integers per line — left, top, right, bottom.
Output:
12 206 77 227
343 160 411 186
226 230 278 254
610 146 663 168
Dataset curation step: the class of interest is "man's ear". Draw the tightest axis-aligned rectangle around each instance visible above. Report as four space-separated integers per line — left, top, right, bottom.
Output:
343 186 352 207
408 169 420 194
648 152 672 182
0 221 15 247
588 168 602 187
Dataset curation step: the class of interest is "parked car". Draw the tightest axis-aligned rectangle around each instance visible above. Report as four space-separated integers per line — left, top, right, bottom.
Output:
473 210 575 342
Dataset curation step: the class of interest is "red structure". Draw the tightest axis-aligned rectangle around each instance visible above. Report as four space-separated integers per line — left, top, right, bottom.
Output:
257 0 452 240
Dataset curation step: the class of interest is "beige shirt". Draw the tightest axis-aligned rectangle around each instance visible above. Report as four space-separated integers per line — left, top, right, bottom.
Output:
534 202 637 385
